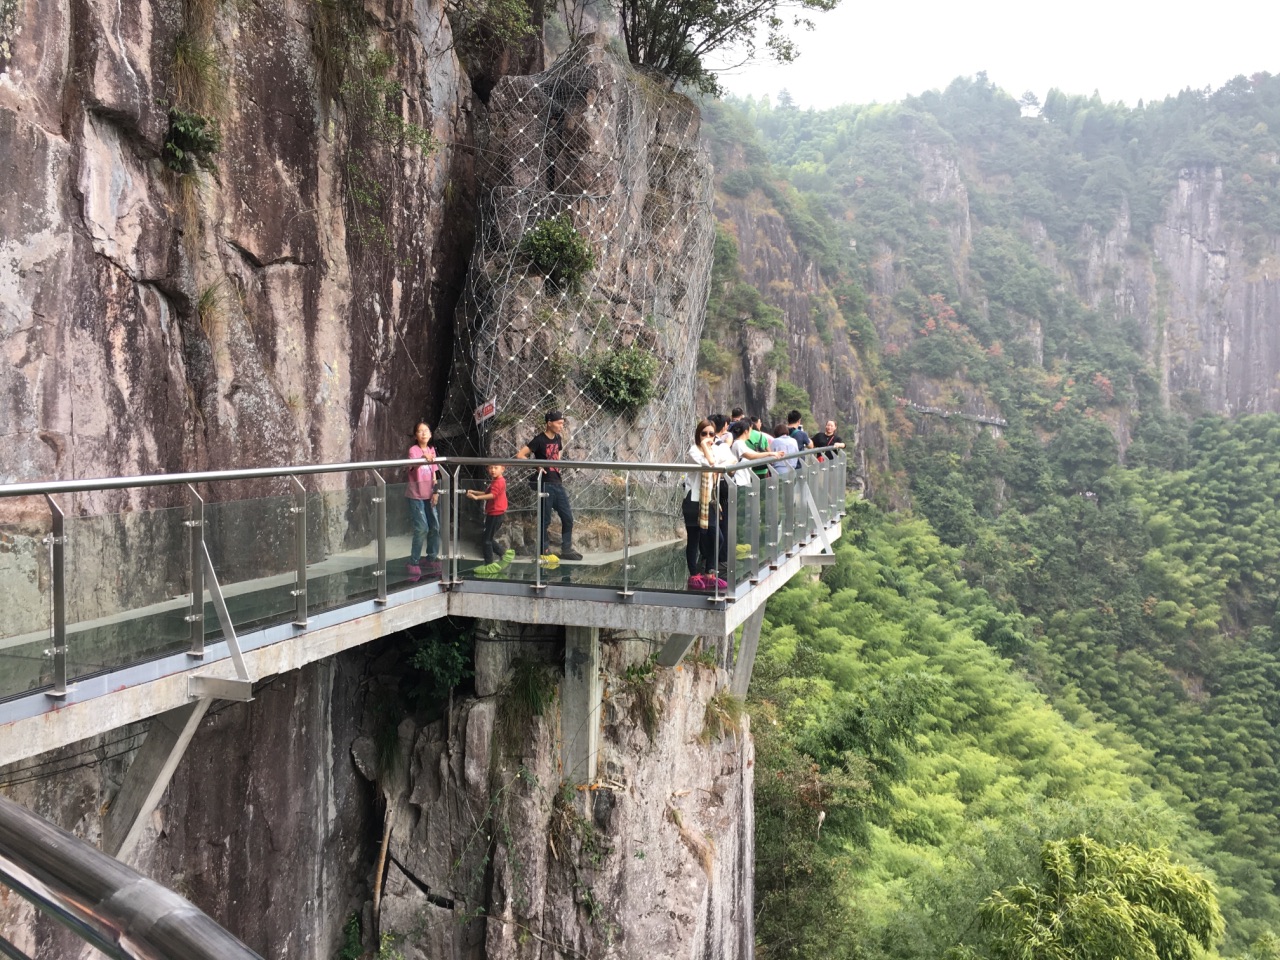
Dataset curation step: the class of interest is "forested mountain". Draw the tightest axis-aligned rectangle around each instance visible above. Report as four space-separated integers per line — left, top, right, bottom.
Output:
700 73 1280 957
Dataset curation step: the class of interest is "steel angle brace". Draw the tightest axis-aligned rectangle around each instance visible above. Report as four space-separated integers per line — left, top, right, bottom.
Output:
185 489 254 702
799 480 837 566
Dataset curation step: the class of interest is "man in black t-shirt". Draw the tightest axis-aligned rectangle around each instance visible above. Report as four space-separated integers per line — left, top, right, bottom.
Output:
816 420 846 461
516 410 582 560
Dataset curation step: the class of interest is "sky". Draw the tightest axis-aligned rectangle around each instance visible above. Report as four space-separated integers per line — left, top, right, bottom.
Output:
716 0 1280 110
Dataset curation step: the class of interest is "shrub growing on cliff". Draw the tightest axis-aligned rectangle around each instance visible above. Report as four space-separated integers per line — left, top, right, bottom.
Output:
163 108 221 175
519 213 595 293
583 346 659 414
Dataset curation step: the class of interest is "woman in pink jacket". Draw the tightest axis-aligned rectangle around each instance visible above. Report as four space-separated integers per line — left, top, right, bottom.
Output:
406 422 440 581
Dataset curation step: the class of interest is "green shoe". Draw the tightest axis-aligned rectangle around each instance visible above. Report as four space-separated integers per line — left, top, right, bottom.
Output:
474 549 518 578
736 543 751 560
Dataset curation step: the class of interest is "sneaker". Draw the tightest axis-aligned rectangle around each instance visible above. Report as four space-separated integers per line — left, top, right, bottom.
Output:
687 573 707 591
406 564 422 583
706 575 728 591
539 553 560 568
560 548 583 561
736 543 751 560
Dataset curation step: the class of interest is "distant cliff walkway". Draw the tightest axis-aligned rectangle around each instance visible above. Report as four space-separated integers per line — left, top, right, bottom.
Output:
897 398 1008 428
0 449 842 849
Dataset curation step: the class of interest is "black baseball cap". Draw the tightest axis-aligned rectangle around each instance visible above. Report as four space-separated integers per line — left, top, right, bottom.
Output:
545 410 564 422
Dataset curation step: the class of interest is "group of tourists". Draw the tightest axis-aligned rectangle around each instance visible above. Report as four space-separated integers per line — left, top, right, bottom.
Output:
682 409 845 591
402 408 845 589
403 411 580 583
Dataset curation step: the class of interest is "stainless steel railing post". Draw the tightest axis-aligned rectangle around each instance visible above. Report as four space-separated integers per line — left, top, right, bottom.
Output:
290 476 307 626
43 495 66 698
534 470 544 591
186 485 205 656
621 472 633 597
374 471 388 604
725 476 739 594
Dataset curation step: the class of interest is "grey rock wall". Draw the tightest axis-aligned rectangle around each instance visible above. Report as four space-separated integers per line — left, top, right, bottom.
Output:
0 0 472 514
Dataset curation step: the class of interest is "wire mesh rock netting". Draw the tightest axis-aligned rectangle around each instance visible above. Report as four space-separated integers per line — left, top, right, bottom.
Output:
443 35 716 530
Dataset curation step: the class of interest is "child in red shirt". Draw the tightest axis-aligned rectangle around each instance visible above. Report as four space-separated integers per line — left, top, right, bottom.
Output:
466 464 509 565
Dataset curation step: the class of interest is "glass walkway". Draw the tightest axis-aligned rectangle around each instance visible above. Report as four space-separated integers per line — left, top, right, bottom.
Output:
0 451 845 764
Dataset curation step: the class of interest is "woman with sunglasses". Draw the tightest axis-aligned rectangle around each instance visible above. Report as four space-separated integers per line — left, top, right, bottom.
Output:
683 419 732 591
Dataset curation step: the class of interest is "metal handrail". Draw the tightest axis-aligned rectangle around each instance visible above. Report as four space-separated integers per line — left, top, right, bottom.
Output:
0 448 842 499
0 794 263 960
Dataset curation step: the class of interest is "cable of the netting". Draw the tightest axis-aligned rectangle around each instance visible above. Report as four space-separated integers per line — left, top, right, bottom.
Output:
454 38 715 514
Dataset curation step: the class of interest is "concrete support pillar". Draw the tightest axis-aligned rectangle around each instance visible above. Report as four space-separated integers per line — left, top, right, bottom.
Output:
730 608 767 699
103 698 212 860
561 626 601 787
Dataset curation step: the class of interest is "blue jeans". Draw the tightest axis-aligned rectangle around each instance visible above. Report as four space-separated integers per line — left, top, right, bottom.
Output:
539 483 574 554
408 498 439 564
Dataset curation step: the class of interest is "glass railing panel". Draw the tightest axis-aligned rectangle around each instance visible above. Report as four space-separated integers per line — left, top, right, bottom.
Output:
62 504 190 682
385 481 445 589
305 484 380 615
762 470 780 569
0 514 54 699
616 473 687 594
739 470 762 584
466 471 632 591
778 467 799 557
202 493 295 636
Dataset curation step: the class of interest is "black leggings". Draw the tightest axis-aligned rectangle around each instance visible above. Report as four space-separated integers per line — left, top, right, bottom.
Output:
682 484 727 576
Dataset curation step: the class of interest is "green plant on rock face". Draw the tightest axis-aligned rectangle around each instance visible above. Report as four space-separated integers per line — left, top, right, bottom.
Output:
519 214 595 293
701 689 745 743
164 108 221 175
583 346 659 414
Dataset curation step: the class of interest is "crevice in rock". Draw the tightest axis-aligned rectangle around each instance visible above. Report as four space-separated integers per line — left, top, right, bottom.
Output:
388 853 457 909
224 237 315 269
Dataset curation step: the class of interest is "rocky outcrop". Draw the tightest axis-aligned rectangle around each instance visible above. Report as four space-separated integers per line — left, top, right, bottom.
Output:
368 640 754 960
445 35 715 468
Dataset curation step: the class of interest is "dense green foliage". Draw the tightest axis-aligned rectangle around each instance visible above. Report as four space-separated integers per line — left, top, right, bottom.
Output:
582 346 659 414
981 836 1224 960
752 506 1227 959
704 71 1280 959
519 213 596 293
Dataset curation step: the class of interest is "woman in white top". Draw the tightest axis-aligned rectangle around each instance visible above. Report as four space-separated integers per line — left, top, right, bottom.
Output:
683 419 733 590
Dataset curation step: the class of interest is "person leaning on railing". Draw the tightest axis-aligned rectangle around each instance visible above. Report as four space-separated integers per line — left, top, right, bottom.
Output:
683 419 731 591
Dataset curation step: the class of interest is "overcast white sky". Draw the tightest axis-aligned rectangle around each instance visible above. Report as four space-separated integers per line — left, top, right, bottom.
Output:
716 0 1280 110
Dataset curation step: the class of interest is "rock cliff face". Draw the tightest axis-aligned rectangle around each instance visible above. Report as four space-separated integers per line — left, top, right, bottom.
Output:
0 0 472 507
369 640 753 960
705 184 892 487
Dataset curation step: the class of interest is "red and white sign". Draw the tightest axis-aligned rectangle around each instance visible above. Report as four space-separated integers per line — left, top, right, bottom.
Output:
473 398 497 424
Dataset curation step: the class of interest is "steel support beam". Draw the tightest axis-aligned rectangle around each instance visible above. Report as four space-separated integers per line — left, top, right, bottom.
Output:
102 699 213 860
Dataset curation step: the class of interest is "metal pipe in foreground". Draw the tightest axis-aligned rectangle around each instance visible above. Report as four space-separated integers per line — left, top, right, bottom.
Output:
0 795 263 960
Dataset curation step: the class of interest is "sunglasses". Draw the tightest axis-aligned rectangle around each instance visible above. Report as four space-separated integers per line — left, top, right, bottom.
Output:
700 430 715 437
